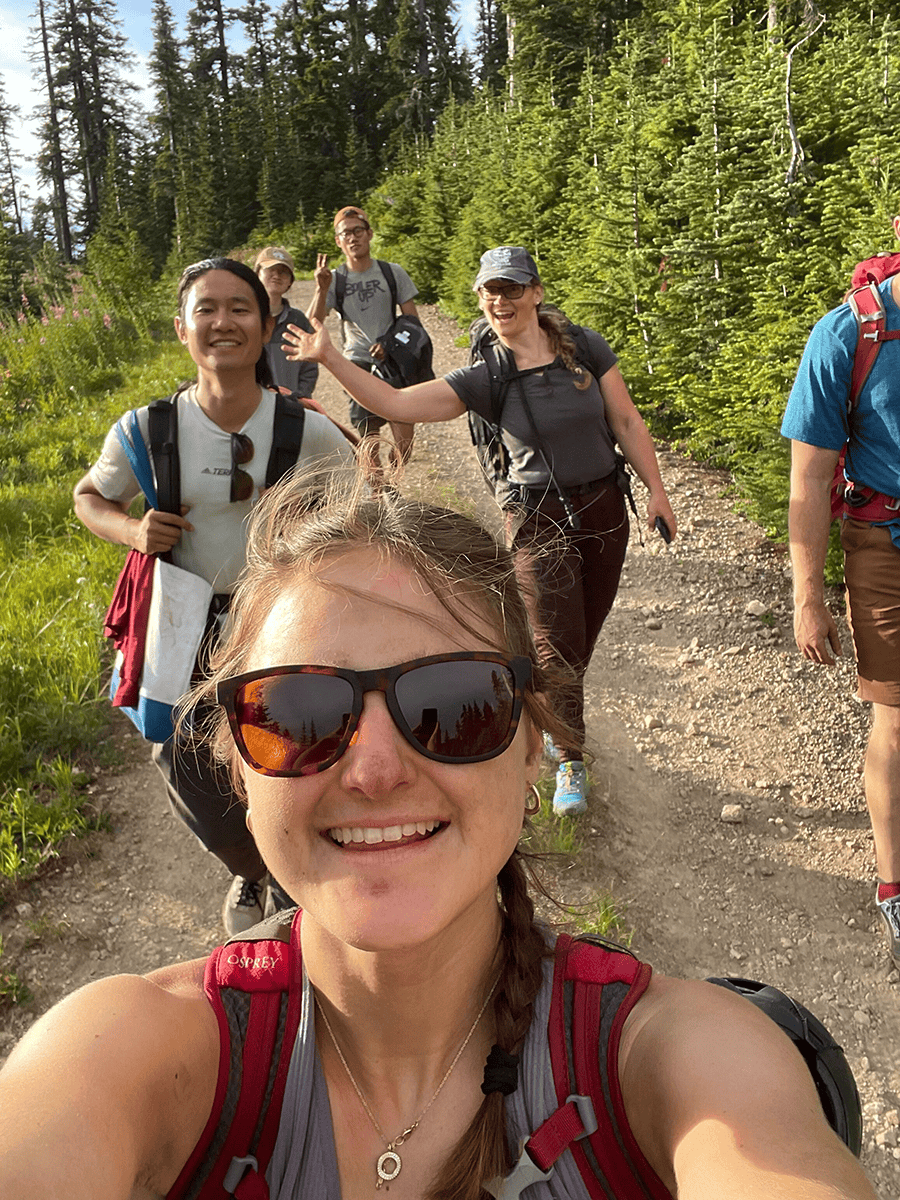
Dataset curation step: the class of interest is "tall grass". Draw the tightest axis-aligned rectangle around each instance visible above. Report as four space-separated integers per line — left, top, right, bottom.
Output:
0 269 189 885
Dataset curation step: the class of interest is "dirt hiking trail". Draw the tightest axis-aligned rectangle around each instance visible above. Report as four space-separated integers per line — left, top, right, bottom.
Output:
1 283 898 1196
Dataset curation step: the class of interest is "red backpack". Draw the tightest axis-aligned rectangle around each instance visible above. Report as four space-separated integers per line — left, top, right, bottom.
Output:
165 912 860 1199
165 911 670 1200
830 275 900 521
849 251 900 291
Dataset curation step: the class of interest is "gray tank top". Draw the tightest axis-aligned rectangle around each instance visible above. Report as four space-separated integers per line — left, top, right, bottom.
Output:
266 955 594 1199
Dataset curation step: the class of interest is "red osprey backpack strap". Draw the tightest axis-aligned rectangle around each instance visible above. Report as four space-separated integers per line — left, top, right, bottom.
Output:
166 908 304 1200
830 283 900 521
845 282 900 413
494 935 671 1200
849 251 900 291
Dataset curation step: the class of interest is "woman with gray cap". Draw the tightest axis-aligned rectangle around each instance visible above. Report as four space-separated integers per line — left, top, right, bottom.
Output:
282 245 677 816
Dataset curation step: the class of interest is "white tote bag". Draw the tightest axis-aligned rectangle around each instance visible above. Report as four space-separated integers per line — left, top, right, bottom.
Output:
110 558 213 743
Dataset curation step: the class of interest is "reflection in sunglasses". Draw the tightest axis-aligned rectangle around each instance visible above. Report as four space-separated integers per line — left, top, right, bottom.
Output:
218 654 532 777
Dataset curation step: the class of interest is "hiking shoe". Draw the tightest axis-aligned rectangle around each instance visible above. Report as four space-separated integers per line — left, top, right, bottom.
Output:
222 874 267 936
553 761 587 817
264 876 297 919
542 732 562 762
876 890 900 968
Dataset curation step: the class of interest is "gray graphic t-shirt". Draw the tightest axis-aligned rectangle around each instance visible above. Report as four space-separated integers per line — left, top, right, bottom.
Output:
326 261 417 368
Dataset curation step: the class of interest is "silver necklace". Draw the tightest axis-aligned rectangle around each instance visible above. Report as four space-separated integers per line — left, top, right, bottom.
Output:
316 978 498 1191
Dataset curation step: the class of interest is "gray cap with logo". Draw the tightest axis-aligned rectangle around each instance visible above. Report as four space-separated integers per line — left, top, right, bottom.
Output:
472 246 540 291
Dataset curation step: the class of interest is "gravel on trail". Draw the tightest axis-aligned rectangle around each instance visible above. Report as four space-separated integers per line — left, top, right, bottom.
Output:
0 283 897 1196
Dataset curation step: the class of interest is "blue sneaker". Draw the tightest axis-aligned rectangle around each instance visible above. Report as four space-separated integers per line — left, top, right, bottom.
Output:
553 760 587 817
543 732 562 762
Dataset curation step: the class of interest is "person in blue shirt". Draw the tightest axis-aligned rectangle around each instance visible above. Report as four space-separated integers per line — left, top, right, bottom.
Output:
782 232 900 970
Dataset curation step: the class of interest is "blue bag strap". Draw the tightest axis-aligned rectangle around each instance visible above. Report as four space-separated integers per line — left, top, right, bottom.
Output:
115 410 159 510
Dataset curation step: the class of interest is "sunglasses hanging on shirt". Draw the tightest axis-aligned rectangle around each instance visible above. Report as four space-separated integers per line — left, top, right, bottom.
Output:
230 432 255 503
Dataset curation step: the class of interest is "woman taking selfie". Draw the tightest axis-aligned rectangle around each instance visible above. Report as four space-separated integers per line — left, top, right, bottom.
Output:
0 477 873 1200
73 257 356 934
282 246 677 816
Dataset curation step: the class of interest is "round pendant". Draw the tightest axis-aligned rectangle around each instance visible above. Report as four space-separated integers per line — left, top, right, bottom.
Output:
377 1151 402 1182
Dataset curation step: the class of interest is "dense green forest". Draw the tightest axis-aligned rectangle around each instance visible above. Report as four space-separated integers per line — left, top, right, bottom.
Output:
2 0 899 499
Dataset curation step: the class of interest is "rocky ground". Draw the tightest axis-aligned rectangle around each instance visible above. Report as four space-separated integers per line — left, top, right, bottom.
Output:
0 283 897 1196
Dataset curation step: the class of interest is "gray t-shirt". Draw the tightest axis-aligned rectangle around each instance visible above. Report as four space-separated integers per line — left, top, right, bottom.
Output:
268 304 319 398
325 261 418 368
445 329 619 490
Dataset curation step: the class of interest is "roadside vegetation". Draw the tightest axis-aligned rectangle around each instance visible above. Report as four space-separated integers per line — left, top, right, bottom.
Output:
0 251 189 885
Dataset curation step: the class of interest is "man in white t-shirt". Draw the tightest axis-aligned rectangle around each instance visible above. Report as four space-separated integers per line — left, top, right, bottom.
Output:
307 206 421 469
73 257 357 935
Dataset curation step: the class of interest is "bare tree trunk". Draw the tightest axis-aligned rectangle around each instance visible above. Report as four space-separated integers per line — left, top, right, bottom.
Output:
208 0 231 102
67 0 99 231
784 8 825 185
507 13 515 100
37 0 72 258
0 132 23 234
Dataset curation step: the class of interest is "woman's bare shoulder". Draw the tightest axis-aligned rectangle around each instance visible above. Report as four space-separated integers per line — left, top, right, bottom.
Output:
0 959 220 1200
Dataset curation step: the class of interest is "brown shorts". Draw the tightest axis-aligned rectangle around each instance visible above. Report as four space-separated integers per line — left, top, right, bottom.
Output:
841 518 900 706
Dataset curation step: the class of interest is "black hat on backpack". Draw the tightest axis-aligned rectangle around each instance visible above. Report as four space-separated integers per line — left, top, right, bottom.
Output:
707 976 863 1155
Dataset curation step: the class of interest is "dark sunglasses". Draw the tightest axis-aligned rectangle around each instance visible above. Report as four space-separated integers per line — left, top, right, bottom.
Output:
216 651 533 776
478 282 528 300
230 432 254 503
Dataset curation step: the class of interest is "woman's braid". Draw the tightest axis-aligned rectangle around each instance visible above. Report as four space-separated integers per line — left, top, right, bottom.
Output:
427 852 548 1200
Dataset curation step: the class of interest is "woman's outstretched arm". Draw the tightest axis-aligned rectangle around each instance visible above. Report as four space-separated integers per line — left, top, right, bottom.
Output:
282 319 466 425
620 975 876 1200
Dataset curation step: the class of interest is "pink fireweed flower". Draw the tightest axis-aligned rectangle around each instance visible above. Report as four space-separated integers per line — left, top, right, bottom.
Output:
103 313 112 329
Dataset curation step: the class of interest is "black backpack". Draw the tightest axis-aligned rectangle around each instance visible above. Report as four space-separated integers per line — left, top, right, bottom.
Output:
146 389 306 514
334 260 435 387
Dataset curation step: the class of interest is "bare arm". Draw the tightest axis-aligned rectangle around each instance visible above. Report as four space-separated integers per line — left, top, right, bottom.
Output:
788 440 843 665
600 365 677 538
620 975 874 1200
74 473 193 557
0 964 218 1200
306 253 332 325
283 318 466 424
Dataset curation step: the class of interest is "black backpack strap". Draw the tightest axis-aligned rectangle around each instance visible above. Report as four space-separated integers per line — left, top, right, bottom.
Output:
147 395 180 514
376 259 399 317
486 341 515 426
265 393 306 489
567 323 638 517
334 263 347 319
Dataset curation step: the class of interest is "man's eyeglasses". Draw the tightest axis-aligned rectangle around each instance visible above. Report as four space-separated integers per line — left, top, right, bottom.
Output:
216 651 533 776
478 283 528 301
230 432 254 503
337 225 369 241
